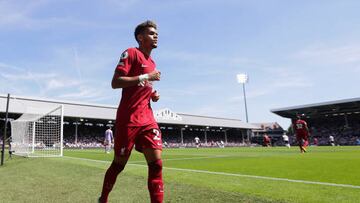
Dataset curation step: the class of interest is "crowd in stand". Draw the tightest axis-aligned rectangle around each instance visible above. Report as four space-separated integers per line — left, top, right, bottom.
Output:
162 140 248 148
62 127 251 149
63 124 105 148
60 116 360 148
63 137 103 148
63 132 249 149
306 115 360 146
62 129 360 149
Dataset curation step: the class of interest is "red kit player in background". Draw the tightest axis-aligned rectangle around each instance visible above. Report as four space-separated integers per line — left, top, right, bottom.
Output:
99 20 163 203
293 114 310 153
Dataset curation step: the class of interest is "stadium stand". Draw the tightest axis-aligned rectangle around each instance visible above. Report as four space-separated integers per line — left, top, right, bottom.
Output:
0 94 260 149
271 97 360 146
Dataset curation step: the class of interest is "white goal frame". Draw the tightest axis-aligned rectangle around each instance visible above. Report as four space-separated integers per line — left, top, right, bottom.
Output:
10 105 64 157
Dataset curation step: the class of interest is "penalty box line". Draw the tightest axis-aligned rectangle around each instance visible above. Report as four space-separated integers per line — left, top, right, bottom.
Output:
63 156 360 189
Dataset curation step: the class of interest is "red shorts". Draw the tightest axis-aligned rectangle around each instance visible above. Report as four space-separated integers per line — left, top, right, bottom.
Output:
114 123 162 157
296 133 308 141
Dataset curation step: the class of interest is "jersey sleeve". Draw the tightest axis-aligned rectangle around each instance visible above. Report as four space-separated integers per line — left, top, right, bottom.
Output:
115 49 134 76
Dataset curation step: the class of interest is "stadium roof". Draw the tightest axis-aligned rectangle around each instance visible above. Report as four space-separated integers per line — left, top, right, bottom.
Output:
0 94 259 129
271 97 360 119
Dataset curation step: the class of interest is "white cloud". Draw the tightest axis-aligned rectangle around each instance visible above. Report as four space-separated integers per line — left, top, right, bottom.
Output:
261 66 314 88
0 61 111 103
0 62 23 71
104 0 141 10
45 78 81 90
0 0 45 27
227 89 269 103
157 50 253 76
57 83 114 104
0 0 105 30
293 44 360 66
1 72 56 80
58 86 100 99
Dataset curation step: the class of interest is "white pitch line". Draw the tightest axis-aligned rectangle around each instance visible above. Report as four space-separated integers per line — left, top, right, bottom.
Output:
162 167 360 189
64 155 230 164
129 155 231 163
63 156 360 189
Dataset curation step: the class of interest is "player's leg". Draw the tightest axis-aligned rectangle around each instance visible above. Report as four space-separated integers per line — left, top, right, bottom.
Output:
99 126 137 203
136 126 164 203
302 136 309 152
296 135 303 153
144 149 163 203
99 155 129 203
105 144 109 153
104 141 107 153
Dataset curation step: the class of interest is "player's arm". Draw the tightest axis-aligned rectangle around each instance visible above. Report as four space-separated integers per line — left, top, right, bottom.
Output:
111 70 161 89
304 121 309 132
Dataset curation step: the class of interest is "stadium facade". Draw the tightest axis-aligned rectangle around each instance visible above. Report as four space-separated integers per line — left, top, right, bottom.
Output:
0 94 260 146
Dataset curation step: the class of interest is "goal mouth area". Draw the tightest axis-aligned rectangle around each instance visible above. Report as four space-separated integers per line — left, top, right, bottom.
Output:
10 105 64 158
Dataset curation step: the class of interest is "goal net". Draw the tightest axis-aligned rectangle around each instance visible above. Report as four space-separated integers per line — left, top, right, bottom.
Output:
10 105 64 157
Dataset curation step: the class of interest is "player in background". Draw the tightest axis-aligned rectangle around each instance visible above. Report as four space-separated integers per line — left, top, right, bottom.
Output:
104 127 114 154
313 137 318 146
194 136 200 149
293 114 310 153
263 134 271 147
282 132 290 148
219 140 225 148
329 135 335 146
99 20 163 203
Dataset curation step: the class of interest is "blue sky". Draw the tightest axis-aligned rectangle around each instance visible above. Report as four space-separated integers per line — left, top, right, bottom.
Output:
1 0 360 129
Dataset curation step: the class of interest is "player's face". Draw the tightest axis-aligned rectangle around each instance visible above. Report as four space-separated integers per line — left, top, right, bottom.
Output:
139 27 158 49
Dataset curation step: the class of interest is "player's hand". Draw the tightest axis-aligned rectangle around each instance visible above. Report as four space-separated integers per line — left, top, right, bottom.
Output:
151 90 160 102
148 70 161 81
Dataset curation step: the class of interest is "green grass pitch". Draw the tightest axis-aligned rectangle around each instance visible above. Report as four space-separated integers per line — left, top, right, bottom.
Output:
1 146 360 202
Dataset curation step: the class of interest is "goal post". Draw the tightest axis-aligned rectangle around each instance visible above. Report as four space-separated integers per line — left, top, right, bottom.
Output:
10 105 64 157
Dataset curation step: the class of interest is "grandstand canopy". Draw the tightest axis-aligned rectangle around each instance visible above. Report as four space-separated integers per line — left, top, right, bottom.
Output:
271 97 360 119
0 94 259 130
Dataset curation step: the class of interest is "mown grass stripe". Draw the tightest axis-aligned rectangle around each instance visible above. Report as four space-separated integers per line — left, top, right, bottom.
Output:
63 156 360 189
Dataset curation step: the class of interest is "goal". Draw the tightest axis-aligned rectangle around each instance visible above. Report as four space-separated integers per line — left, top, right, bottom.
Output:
10 105 64 157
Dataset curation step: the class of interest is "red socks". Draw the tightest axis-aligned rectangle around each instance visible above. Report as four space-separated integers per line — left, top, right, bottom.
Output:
100 159 163 203
99 161 125 203
148 159 164 203
303 139 309 148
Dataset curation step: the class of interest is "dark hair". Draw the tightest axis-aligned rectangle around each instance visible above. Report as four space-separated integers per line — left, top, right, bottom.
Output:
296 113 305 119
134 20 157 42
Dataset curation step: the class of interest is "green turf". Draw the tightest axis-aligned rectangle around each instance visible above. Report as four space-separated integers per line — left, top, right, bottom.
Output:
1 146 359 202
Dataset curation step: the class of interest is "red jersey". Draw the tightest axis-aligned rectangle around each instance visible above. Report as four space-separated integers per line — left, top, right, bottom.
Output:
294 119 308 135
115 47 157 126
263 135 270 143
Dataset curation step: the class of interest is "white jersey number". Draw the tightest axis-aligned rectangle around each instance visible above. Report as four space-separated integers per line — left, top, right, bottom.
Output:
153 129 161 141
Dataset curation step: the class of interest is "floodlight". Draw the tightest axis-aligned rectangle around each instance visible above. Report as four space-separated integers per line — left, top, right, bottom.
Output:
236 74 248 84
